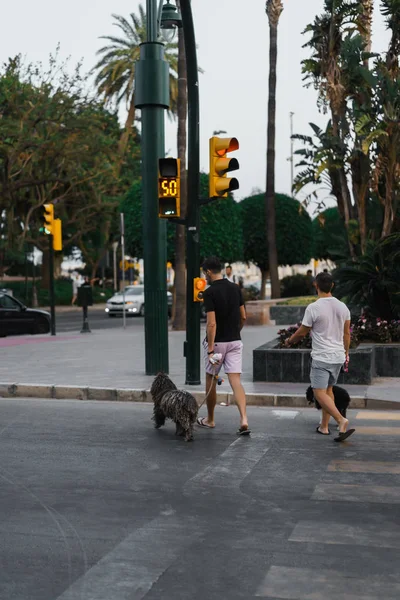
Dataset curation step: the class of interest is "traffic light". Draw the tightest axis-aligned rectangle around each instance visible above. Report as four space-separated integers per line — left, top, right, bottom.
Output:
53 219 62 251
158 157 181 217
209 137 239 198
193 277 206 302
41 204 54 235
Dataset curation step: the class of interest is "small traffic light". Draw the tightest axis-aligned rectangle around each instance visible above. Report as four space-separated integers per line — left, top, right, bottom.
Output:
41 204 54 235
209 137 239 198
193 277 206 302
158 158 181 218
53 219 62 251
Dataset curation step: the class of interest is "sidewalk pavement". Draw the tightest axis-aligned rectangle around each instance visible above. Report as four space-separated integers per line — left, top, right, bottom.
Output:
0 324 399 408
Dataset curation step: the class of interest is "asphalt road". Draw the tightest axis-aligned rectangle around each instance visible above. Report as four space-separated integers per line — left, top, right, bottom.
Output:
55 307 145 333
1 400 400 600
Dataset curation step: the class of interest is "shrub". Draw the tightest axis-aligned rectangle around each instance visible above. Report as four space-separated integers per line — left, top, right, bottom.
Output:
281 274 315 298
242 285 260 303
277 315 400 350
351 315 400 344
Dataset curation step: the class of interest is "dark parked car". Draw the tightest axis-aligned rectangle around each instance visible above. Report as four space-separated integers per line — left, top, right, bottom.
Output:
0 292 51 337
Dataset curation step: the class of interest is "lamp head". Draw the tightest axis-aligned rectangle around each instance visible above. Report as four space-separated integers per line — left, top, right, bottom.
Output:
160 0 182 42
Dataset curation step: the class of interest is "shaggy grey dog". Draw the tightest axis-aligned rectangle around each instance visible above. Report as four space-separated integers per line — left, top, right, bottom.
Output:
150 372 198 442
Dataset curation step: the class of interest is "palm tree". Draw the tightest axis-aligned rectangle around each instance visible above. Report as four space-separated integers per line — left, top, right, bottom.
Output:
265 0 283 299
93 6 178 159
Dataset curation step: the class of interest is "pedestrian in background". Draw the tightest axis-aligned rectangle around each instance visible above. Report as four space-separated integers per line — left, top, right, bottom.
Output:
224 264 236 283
197 256 250 435
71 274 80 306
285 272 355 442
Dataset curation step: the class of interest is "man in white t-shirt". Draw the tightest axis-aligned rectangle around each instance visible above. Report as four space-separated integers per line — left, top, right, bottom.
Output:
285 272 355 442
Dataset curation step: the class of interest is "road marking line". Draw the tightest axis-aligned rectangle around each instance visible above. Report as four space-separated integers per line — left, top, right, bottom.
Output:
353 426 400 436
289 519 400 549
271 410 299 419
55 514 199 600
256 566 400 598
184 433 270 497
356 411 400 421
328 460 400 474
312 483 400 504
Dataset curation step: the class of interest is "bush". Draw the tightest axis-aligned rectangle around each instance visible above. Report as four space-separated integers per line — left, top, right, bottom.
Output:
242 285 260 303
351 315 400 345
280 274 315 298
277 315 399 350
3 280 113 306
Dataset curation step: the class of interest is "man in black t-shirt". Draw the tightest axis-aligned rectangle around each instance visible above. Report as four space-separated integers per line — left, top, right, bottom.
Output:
196 256 250 435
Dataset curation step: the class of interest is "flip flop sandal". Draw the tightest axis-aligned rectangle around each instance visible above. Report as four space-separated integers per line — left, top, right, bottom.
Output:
316 427 330 435
237 425 251 436
197 417 214 429
334 429 355 443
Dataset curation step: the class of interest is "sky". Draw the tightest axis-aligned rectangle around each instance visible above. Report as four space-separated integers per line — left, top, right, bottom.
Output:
0 0 390 207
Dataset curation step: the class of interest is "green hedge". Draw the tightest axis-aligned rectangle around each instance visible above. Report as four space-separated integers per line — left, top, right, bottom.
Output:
2 280 113 306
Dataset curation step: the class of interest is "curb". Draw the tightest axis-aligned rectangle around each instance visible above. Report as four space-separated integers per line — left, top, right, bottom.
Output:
0 383 399 410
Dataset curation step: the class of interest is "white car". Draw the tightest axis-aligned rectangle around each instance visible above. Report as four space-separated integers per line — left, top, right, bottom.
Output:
105 285 172 318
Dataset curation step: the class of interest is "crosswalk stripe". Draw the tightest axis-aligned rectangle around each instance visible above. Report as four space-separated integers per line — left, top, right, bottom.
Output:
356 411 400 421
328 460 400 474
354 426 400 436
55 514 199 600
289 520 400 549
313 483 400 504
256 566 400 599
184 433 270 496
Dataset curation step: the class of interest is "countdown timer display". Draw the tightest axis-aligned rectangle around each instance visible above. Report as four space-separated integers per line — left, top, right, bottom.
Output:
159 178 179 197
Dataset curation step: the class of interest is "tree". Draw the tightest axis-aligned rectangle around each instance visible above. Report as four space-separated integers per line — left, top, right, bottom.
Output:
0 54 136 285
93 6 178 159
122 173 243 267
265 0 284 299
334 233 400 320
240 193 314 299
313 207 350 261
172 0 188 330
296 0 400 254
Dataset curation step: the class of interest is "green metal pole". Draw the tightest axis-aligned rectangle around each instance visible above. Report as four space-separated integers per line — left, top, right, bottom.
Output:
180 0 201 385
49 234 56 336
135 0 170 374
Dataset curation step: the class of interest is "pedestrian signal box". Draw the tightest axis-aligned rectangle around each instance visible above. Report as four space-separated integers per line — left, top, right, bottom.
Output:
193 277 207 302
158 158 181 218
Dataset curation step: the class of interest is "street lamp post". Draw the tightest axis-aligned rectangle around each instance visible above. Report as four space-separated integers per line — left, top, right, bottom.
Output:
179 0 201 385
135 0 171 375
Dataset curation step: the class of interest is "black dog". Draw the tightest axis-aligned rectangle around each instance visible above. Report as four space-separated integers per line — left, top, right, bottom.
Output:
306 385 350 419
150 372 198 442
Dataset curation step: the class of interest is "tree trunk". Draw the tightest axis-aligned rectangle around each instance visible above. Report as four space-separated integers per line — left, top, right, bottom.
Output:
331 112 357 259
266 22 280 299
118 97 136 159
172 11 188 331
260 269 268 301
382 182 394 238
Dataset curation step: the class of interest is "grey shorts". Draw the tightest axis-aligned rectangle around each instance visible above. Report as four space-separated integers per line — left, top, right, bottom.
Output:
310 360 343 389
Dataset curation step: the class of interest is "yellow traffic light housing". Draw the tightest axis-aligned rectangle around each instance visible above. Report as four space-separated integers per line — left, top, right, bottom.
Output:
158 157 181 218
193 277 206 302
53 219 63 251
43 204 54 235
209 137 239 198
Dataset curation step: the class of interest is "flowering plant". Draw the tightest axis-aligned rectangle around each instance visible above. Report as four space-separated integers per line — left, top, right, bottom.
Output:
278 315 400 349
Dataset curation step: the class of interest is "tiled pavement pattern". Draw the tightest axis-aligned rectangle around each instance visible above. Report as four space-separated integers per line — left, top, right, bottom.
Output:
256 410 400 599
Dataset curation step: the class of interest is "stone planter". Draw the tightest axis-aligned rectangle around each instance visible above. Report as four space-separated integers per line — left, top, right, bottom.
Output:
269 305 307 326
374 344 400 377
245 301 275 326
253 339 383 385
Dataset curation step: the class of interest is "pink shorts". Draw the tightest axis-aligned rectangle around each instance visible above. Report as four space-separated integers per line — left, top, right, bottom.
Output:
203 340 243 375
